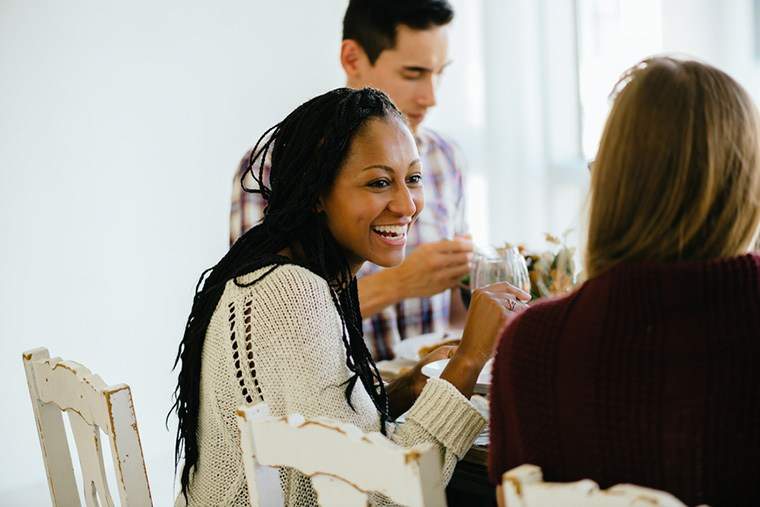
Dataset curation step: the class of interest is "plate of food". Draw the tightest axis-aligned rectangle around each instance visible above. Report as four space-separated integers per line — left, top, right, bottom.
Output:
394 331 461 362
421 358 493 394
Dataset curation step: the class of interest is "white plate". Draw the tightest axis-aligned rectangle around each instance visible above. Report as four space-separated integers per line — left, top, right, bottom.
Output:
394 331 461 362
421 358 493 394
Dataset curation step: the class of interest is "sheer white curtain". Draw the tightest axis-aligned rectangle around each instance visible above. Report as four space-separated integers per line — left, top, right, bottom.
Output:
578 0 760 160
429 0 760 252
427 0 585 250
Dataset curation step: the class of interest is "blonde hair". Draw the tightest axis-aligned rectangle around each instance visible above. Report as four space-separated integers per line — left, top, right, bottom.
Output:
586 57 760 278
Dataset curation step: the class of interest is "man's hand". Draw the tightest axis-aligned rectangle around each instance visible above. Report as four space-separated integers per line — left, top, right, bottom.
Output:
391 238 473 299
357 237 473 319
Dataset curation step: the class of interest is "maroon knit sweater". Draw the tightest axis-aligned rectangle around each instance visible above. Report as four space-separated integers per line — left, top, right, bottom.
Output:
488 253 760 506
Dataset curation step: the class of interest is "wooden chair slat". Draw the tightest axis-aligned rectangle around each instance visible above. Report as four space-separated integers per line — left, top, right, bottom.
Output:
106 387 153 505
68 410 115 507
23 348 82 507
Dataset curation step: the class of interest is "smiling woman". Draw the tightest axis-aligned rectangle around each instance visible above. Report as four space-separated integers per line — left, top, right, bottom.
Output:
322 115 424 270
169 87 528 506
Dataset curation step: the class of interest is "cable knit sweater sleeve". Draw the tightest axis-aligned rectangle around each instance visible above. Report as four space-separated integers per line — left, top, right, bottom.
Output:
238 265 485 503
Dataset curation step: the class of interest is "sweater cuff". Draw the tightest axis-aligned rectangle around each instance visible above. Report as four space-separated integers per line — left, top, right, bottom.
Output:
405 377 486 459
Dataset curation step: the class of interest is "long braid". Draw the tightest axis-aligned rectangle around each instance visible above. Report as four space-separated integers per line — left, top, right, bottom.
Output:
342 278 390 425
170 87 402 499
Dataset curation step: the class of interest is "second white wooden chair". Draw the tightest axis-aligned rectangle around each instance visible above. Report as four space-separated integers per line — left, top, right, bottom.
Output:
236 403 447 507
500 464 688 507
22 347 152 507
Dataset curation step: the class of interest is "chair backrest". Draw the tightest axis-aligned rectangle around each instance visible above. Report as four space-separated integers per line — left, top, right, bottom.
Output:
22 347 152 507
500 465 686 507
236 403 447 507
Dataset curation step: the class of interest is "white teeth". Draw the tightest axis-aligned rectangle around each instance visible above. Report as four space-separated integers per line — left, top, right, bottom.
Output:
372 225 407 237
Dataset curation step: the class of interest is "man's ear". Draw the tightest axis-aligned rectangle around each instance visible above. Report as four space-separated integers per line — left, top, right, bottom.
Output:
315 197 325 214
340 39 367 81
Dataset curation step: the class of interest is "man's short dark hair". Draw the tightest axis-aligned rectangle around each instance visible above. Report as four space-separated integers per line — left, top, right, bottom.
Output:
343 0 454 64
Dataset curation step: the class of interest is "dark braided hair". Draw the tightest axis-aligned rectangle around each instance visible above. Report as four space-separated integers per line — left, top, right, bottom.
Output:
169 87 405 498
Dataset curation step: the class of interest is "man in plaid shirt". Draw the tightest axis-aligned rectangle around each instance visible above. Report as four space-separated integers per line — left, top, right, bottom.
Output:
230 0 472 360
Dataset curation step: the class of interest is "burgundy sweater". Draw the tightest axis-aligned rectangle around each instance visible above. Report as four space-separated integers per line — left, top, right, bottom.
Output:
488 253 760 506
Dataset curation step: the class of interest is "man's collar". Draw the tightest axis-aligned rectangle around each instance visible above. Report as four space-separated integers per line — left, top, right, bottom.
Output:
414 127 432 155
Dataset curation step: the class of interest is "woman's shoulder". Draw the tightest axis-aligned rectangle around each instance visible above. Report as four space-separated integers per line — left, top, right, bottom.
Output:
228 263 330 293
515 290 578 328
495 290 579 355
214 264 344 345
222 263 333 308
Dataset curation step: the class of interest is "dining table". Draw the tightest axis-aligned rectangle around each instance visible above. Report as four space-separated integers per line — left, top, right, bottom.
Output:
447 443 495 506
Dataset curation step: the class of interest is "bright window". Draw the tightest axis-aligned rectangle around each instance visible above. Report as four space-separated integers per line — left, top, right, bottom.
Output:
755 0 760 61
577 0 663 159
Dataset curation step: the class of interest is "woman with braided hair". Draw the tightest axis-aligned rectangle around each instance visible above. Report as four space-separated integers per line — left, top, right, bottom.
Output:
170 87 528 506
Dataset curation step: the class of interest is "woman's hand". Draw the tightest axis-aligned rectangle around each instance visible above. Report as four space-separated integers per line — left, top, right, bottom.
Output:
410 344 458 395
388 282 529 414
458 282 530 367
441 282 530 397
387 344 458 418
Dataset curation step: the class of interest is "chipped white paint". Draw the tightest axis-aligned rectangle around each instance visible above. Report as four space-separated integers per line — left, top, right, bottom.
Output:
236 403 446 507
22 348 81 506
22 347 153 506
69 409 115 506
311 475 367 507
500 465 688 507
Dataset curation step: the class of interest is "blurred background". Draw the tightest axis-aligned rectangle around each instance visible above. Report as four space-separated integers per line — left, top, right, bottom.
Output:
1 0 758 503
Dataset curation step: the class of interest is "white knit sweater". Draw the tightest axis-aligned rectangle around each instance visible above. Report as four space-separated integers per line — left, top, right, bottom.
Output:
179 264 485 506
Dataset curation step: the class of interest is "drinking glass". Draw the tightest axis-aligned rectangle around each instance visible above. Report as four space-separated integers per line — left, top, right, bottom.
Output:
503 246 531 294
473 247 531 294
473 256 508 289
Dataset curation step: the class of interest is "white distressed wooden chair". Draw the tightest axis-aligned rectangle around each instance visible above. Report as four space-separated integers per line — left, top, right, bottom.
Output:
22 347 153 506
236 403 447 507
499 465 689 507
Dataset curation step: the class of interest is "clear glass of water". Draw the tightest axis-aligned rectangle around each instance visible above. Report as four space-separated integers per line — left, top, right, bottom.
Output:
473 255 507 289
504 246 531 294
473 246 531 294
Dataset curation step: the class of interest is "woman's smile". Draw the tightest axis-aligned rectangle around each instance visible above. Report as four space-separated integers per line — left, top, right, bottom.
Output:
371 223 409 246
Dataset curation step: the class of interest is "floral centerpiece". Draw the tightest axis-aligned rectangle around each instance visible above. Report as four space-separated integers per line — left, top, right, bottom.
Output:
460 232 579 308
512 232 579 300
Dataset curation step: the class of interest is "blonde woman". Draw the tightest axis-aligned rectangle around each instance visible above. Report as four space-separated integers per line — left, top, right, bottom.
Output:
489 57 760 506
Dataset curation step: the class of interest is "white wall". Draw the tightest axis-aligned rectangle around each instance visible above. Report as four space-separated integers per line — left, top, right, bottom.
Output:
0 1 345 503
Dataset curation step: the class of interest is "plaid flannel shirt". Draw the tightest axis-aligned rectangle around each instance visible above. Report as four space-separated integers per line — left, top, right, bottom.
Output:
229 127 468 360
